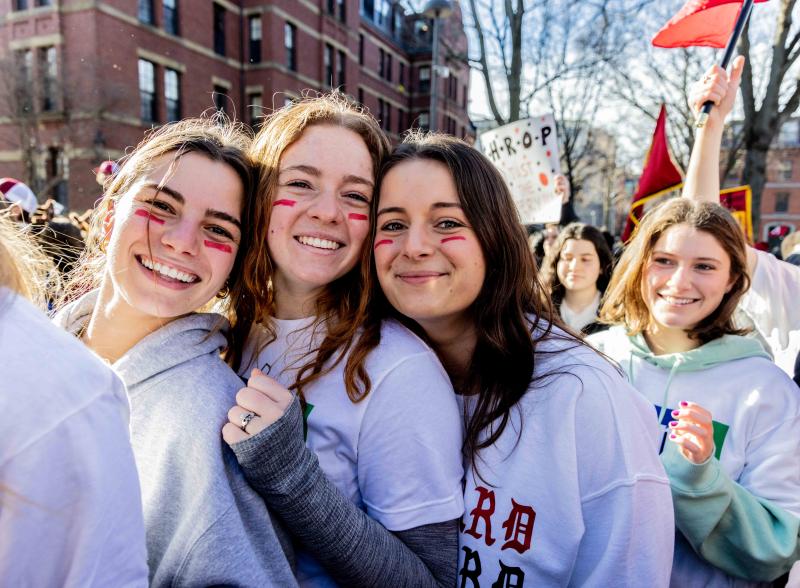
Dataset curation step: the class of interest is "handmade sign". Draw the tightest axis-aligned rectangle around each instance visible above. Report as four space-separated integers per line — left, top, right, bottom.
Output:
479 115 562 224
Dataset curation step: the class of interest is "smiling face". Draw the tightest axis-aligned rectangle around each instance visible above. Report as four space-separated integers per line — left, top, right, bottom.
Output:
105 151 243 321
266 125 374 311
374 158 486 331
642 223 735 335
556 238 601 294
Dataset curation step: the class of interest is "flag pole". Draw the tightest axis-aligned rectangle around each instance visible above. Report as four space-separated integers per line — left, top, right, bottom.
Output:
696 0 755 128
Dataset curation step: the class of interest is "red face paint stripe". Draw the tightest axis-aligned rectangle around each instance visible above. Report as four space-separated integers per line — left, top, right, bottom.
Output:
273 199 296 207
348 213 368 221
441 236 466 243
374 239 393 249
204 240 233 253
134 209 165 224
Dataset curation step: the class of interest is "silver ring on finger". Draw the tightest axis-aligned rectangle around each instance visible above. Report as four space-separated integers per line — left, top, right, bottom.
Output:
240 411 256 433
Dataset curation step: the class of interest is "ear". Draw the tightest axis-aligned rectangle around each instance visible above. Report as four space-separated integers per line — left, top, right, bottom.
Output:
102 200 115 244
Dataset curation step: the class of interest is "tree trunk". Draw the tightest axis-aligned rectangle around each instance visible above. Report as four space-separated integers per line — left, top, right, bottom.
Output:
742 143 768 236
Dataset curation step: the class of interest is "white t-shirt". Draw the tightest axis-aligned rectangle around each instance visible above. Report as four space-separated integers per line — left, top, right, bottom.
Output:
457 330 675 587
738 249 800 378
242 317 464 586
0 290 148 587
559 291 601 333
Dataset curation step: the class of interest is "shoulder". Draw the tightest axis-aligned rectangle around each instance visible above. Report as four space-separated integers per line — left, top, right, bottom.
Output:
366 319 449 383
586 324 631 358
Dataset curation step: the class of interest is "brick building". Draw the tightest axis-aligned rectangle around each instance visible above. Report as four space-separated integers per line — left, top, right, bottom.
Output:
0 0 472 211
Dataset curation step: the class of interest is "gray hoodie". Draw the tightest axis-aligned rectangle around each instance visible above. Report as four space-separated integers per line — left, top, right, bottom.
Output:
55 292 297 588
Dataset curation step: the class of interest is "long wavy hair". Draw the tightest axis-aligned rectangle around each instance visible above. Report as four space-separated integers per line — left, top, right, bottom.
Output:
347 132 579 469
0 212 54 309
59 116 260 369
248 91 391 400
540 222 614 308
599 198 750 343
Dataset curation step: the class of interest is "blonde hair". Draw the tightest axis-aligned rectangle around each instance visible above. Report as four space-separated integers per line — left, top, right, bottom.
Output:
600 198 750 343
781 230 800 259
60 116 259 369
0 213 54 308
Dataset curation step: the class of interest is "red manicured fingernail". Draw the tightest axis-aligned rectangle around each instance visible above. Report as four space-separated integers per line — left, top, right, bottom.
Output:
669 421 678 427
671 410 680 417
680 401 689 407
669 433 678 440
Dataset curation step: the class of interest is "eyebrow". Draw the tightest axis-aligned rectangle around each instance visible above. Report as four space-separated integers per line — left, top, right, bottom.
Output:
143 182 242 229
652 250 723 263
377 202 462 216
280 164 374 188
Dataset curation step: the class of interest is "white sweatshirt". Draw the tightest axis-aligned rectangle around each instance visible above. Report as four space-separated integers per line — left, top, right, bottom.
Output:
458 329 675 587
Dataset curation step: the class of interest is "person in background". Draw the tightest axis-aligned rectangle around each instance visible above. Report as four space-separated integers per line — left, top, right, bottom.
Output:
781 231 800 267
540 222 614 335
0 213 148 586
95 159 120 187
0 178 38 225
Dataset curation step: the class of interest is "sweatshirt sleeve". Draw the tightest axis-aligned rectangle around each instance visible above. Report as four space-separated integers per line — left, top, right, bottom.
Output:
661 441 800 581
231 398 458 588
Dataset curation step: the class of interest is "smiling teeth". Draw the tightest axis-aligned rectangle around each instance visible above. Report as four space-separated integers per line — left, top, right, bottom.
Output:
662 295 695 305
298 236 340 250
140 257 197 283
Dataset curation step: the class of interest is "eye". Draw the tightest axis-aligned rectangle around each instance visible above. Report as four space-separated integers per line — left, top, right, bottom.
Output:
381 220 406 232
207 225 235 240
696 263 716 271
147 199 174 213
287 180 312 189
344 192 370 205
652 256 673 266
436 219 465 230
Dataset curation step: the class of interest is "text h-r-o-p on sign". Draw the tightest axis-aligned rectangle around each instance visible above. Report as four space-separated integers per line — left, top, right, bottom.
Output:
479 114 562 225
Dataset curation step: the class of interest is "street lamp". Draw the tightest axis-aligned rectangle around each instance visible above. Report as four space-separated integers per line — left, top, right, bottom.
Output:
422 0 453 132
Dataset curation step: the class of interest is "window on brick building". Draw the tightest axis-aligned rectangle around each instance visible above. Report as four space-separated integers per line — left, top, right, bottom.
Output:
138 0 154 24
378 48 385 78
359 34 364 65
358 88 364 106
248 93 263 128
337 0 346 22
38 0 53 5
327 0 335 14
213 4 226 56
213 85 228 114
779 159 794 181
397 109 405 134
249 15 262 64
138 59 157 123
419 66 430 93
386 53 392 82
324 44 334 88
362 0 375 21
285 22 297 71
337 50 346 90
13 0 29 9
399 62 405 87
39 46 57 112
164 68 181 122
775 192 790 213
418 111 429 131
384 102 391 131
163 0 178 35
463 84 468 108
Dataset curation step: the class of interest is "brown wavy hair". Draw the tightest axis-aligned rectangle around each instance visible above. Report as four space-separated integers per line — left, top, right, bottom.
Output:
248 91 391 400
540 222 614 308
347 132 582 469
599 198 750 343
59 116 260 369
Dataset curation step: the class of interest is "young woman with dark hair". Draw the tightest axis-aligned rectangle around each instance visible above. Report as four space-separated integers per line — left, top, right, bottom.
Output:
540 222 614 335
353 132 674 585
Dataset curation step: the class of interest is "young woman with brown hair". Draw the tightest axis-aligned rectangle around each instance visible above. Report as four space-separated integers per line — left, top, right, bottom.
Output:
540 222 614 335
588 59 800 585
356 132 673 585
222 95 464 587
53 118 296 586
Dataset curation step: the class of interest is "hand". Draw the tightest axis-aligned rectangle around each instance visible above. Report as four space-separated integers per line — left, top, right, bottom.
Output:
688 55 745 128
554 174 571 204
222 369 294 445
668 401 715 464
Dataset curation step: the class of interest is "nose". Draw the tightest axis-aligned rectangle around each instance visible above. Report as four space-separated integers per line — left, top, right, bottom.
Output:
666 264 691 290
307 188 342 224
160 218 199 256
402 224 434 259
567 258 578 271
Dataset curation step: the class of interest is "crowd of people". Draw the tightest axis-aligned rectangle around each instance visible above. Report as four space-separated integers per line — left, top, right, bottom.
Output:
1 57 799 587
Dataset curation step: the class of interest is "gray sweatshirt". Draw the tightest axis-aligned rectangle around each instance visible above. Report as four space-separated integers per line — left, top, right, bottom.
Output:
55 292 297 588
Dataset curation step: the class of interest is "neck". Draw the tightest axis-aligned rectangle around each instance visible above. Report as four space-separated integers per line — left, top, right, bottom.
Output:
418 315 478 392
272 280 324 320
644 323 700 355
562 286 599 312
82 279 170 363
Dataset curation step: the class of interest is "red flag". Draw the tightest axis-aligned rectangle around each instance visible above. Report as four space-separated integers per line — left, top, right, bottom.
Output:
622 105 683 242
719 185 754 241
653 0 768 49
